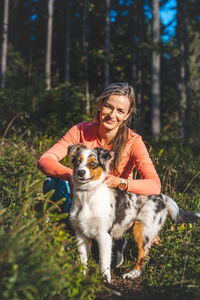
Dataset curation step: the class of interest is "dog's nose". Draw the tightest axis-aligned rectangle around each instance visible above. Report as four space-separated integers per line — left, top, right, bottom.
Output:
77 170 86 177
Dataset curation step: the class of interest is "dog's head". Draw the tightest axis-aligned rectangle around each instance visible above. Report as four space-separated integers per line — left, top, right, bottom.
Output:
68 144 113 188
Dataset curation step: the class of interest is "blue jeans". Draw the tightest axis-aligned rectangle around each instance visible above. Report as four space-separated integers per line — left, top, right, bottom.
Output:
43 177 72 213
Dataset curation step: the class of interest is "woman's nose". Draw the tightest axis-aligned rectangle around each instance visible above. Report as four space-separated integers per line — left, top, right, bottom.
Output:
109 109 117 118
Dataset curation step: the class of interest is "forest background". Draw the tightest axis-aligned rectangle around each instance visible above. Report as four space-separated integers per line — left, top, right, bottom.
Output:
0 0 200 300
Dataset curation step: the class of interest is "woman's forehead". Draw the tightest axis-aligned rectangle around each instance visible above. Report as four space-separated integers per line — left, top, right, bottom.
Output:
105 94 130 109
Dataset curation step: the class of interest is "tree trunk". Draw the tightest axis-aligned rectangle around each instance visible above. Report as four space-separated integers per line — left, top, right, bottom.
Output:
104 0 110 86
151 0 161 139
182 0 191 137
83 0 90 115
45 0 53 91
130 1 137 131
64 0 71 83
137 0 145 135
1 0 9 88
177 0 185 138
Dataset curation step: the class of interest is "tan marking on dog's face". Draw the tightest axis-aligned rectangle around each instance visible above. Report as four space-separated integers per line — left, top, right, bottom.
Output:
74 154 84 166
87 156 103 180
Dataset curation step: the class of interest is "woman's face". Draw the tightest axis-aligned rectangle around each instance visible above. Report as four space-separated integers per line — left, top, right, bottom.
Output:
98 94 131 131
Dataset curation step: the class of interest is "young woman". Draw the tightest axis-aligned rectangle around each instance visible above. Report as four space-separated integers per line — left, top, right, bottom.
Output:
38 82 161 195
38 82 161 267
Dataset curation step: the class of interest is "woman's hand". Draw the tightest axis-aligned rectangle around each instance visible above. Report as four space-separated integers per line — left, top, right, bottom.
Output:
104 174 121 188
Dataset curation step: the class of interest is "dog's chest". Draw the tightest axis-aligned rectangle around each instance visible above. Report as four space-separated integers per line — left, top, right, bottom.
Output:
71 187 115 238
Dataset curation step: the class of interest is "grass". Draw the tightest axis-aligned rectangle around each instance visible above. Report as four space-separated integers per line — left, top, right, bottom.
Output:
0 136 200 299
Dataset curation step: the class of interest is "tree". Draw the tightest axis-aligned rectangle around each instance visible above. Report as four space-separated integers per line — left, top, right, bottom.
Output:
182 0 191 136
151 0 161 139
45 0 54 90
136 0 145 135
83 0 90 115
1 0 9 88
64 0 71 83
104 0 110 86
177 0 185 138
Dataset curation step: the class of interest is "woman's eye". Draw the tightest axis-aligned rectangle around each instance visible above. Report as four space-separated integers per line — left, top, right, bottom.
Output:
104 104 112 110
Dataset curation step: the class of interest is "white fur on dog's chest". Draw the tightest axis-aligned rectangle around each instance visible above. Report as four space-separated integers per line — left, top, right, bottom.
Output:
71 185 115 238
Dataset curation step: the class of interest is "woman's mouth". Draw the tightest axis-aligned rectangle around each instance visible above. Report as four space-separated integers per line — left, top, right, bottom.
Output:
104 117 115 124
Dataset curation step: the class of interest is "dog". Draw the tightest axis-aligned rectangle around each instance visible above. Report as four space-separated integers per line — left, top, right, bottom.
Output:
68 143 200 283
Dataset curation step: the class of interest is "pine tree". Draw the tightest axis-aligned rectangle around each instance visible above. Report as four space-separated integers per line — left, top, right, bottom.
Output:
1 0 9 88
104 0 110 86
45 0 54 90
83 0 90 115
151 0 161 139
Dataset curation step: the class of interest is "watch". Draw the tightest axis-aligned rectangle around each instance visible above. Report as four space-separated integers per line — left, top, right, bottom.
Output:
118 178 127 191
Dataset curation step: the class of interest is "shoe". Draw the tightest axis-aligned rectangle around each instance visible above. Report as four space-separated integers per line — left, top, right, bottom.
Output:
112 236 128 268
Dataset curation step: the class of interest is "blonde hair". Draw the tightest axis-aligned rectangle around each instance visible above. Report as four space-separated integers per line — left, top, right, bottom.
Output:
95 82 136 174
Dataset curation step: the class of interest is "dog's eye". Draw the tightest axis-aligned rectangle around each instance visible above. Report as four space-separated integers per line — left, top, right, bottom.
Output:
76 159 81 166
89 161 97 168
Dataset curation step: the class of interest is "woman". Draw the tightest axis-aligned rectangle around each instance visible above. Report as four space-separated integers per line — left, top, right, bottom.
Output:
38 82 160 194
38 82 161 266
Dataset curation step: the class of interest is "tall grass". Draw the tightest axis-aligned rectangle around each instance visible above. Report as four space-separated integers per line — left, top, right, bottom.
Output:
0 137 200 299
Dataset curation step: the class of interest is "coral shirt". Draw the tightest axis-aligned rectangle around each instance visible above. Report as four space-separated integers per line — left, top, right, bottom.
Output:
38 121 161 195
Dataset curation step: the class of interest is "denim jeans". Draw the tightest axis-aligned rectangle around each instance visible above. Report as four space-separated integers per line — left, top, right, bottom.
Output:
43 177 72 213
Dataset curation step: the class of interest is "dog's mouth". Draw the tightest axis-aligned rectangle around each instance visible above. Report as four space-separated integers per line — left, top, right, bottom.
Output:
75 176 94 184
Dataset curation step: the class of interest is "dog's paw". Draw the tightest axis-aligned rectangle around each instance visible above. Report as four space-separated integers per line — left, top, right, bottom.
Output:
103 268 112 283
122 269 141 280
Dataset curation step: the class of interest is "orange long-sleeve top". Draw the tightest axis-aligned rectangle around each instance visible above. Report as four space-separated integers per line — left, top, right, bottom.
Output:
37 121 161 195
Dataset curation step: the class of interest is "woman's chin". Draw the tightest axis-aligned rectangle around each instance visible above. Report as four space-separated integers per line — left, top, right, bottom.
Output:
103 124 116 131
103 120 118 129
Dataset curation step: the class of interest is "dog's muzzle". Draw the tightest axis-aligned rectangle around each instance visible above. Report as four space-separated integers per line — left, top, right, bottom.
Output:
75 169 94 183
77 169 86 178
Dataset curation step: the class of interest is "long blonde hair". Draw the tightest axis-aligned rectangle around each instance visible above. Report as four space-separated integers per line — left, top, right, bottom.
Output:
95 82 136 174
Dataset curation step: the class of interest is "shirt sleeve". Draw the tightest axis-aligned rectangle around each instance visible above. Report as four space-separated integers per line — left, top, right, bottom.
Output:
37 125 80 180
126 137 161 195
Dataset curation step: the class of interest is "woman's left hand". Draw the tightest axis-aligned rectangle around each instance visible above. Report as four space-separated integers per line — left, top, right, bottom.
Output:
104 174 121 188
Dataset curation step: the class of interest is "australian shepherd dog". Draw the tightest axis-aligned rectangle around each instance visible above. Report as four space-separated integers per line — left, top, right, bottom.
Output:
68 144 200 283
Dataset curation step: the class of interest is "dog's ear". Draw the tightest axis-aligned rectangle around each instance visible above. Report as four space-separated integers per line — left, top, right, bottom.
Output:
95 147 114 166
68 143 86 158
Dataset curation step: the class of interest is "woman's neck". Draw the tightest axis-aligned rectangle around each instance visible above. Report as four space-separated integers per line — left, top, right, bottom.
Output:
97 124 118 146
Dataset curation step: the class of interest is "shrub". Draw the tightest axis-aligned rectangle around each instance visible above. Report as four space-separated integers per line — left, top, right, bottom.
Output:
0 138 43 208
0 188 101 300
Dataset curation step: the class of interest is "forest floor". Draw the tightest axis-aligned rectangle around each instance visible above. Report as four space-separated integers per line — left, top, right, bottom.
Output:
95 267 193 300
96 272 145 300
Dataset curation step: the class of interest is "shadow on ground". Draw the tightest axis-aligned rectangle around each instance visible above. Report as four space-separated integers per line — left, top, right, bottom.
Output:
96 269 200 300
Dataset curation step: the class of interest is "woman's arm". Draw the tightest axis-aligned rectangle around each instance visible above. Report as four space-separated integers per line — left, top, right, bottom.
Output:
37 125 80 180
104 137 161 195
126 137 161 195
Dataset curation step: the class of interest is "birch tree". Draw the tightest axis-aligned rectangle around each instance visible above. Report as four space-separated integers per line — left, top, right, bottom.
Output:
104 0 110 86
151 0 161 139
45 0 53 90
1 0 9 88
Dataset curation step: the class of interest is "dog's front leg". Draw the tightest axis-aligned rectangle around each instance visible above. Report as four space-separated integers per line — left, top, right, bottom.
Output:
96 232 112 283
76 235 92 275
